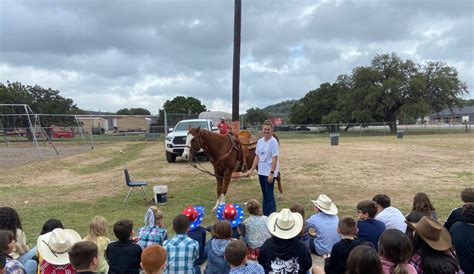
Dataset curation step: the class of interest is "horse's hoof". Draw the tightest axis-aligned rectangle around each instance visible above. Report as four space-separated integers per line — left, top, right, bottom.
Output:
278 193 283 200
212 206 217 212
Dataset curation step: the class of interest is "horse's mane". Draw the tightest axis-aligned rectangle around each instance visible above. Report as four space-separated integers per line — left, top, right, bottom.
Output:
193 128 228 147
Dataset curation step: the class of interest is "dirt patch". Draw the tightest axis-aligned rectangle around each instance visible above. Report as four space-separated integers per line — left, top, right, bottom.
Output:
1 135 472 216
0 143 91 169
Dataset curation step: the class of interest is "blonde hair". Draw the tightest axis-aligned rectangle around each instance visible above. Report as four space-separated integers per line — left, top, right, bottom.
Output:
149 206 163 223
262 119 273 129
246 199 263 216
84 215 108 243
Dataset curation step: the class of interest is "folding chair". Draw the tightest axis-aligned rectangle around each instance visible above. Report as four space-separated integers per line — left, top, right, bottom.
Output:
123 168 148 205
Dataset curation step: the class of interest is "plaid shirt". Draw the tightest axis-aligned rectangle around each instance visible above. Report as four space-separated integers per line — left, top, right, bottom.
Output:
163 234 199 274
5 257 26 274
39 261 75 274
137 225 168 248
230 262 265 274
409 253 423 273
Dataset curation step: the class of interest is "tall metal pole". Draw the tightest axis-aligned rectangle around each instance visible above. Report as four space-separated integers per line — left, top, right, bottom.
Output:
231 0 241 135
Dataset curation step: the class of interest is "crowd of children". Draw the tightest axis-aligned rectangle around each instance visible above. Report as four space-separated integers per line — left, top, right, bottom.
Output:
0 187 473 274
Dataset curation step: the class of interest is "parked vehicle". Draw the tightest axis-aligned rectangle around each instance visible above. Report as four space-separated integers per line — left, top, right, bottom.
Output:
164 119 218 163
50 126 74 138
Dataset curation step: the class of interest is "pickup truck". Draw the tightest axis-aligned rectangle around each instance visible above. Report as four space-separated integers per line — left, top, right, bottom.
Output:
164 119 218 163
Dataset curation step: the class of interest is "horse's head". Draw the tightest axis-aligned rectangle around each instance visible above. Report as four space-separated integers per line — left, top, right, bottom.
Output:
182 127 204 161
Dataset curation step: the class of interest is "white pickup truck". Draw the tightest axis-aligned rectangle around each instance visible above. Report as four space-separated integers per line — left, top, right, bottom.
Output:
164 119 219 163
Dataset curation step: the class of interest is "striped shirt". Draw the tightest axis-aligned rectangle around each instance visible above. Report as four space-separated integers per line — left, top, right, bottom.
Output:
137 225 168 248
163 234 199 274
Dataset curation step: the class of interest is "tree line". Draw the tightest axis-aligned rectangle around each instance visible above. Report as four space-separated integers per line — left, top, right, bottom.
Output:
1 53 470 132
289 53 468 132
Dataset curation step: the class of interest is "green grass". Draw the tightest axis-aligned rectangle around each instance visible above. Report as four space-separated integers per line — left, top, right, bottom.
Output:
74 143 153 174
1 133 472 246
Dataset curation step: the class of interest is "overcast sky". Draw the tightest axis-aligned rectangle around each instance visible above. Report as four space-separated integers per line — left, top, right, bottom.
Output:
1 0 473 114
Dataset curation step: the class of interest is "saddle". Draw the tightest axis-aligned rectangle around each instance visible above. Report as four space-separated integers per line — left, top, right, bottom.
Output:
233 130 258 173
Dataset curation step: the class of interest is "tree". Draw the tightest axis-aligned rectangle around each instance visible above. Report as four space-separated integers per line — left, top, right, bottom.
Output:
158 96 206 124
1 81 85 140
289 83 339 124
116 108 151 115
244 107 268 125
289 53 468 133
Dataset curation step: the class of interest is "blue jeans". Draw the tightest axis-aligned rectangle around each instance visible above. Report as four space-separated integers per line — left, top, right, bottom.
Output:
18 247 38 274
259 175 276 216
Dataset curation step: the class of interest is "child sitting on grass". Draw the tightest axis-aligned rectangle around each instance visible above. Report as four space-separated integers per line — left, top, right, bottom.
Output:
225 240 264 273
163 214 199 274
242 199 270 260
68 241 100 274
106 219 142 274
137 206 168 248
83 216 110 274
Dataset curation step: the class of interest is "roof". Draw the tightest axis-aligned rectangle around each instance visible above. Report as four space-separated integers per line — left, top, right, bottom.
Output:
430 106 474 116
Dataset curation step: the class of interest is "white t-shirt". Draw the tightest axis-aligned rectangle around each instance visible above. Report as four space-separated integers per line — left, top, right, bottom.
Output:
256 136 279 176
375 206 407 232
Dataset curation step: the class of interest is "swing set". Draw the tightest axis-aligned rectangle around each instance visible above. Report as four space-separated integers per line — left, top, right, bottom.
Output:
0 104 88 155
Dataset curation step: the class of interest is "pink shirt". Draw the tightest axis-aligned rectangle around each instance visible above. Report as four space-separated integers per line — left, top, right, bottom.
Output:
381 257 417 274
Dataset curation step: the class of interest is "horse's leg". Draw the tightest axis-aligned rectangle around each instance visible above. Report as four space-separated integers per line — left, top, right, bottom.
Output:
213 167 224 212
219 169 233 206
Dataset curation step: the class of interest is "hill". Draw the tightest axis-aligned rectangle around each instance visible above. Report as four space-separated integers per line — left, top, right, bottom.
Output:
262 99 298 120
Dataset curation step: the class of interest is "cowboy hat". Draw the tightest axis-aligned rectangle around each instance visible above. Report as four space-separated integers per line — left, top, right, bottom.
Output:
38 228 82 265
311 194 338 215
267 208 303 239
216 203 244 228
405 216 452 251
182 205 204 231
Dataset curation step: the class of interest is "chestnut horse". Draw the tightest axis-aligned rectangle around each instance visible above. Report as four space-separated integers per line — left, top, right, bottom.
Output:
182 127 281 211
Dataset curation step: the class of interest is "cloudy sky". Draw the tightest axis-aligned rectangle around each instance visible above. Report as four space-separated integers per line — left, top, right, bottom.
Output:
1 0 472 114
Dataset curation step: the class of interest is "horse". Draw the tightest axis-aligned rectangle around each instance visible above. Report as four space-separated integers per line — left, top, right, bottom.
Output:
182 127 282 211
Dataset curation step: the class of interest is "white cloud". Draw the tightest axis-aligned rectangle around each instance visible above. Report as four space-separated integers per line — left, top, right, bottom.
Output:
0 0 472 116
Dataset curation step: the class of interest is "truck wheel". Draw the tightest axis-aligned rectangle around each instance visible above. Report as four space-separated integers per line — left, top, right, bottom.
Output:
166 151 176 163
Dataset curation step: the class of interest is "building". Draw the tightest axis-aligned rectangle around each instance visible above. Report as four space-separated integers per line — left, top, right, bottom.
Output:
429 106 474 124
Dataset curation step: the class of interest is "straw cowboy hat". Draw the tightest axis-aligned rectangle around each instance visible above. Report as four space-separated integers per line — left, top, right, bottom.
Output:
405 216 452 251
37 228 82 265
311 194 338 215
267 208 303 239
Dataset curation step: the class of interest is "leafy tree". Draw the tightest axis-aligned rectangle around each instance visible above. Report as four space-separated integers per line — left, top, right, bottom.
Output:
158 96 206 124
244 107 269 125
116 108 131 115
116 108 151 115
292 53 468 133
0 81 84 138
289 83 339 124
462 99 474 106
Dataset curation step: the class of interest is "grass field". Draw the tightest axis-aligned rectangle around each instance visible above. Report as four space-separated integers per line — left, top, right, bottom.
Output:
0 133 472 248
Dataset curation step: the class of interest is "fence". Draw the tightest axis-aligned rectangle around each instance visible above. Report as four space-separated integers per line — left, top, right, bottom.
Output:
243 122 473 137
1 112 472 146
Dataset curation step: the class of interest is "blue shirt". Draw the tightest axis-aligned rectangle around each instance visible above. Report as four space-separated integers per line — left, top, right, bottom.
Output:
188 226 207 265
230 262 265 274
357 218 386 250
307 212 340 255
164 234 199 274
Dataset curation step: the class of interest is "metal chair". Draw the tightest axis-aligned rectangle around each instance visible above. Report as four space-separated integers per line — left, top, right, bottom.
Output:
123 168 148 205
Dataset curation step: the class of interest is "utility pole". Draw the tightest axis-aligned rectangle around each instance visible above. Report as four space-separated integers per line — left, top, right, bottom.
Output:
231 0 241 135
